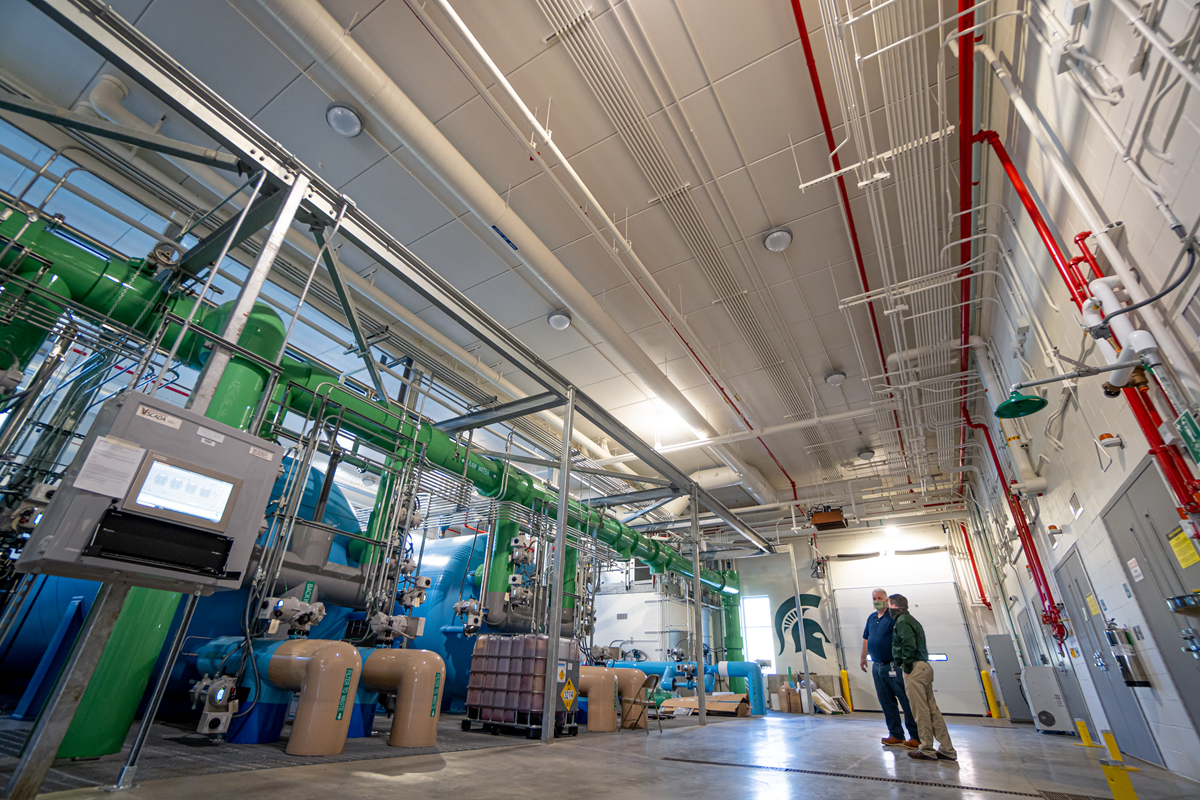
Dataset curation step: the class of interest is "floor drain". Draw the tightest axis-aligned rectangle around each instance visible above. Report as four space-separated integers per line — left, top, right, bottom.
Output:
661 756 1045 797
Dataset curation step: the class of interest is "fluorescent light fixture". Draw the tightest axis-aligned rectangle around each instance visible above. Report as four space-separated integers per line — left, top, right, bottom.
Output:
547 310 572 330
885 526 899 536
326 103 363 137
762 227 793 252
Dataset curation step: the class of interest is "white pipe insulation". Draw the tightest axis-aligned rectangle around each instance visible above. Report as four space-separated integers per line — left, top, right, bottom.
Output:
86 75 623 469
968 337 1048 495
245 0 773 504
977 43 1200 405
661 466 771 518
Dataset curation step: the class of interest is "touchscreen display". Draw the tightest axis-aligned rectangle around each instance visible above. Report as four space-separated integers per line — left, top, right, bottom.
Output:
133 460 235 523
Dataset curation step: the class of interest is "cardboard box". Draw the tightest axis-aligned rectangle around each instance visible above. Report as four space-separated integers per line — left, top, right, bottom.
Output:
658 694 750 717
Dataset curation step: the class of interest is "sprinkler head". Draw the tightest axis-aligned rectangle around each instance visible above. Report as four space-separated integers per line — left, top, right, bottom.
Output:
995 390 1049 419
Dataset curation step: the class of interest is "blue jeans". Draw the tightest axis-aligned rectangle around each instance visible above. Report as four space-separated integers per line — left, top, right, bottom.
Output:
873 661 919 740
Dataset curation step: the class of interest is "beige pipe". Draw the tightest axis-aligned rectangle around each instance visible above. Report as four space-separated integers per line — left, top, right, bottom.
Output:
361 649 447 747
611 667 649 729
268 640 362 755
578 667 620 733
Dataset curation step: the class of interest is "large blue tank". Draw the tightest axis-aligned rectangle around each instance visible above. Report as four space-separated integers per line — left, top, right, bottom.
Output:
409 535 488 711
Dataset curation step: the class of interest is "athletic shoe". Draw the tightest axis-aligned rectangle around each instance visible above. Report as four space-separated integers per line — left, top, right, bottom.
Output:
903 739 920 748
881 736 904 745
936 751 958 761
908 751 938 761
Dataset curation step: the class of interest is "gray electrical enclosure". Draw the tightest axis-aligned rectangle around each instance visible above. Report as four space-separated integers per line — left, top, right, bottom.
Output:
17 392 284 593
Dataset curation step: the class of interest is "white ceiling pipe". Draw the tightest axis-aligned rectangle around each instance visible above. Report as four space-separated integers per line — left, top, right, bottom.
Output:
978 43 1200 406
968 336 1047 495
662 466 753 517
593 405 886 465
885 340 958 371
90 76 253 208
249 0 772 503
87 73 623 469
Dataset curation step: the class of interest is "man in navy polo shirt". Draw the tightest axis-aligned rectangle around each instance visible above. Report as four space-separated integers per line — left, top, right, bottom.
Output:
861 587 919 747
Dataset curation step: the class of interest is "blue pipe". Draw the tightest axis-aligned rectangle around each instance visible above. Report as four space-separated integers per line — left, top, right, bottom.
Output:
716 661 765 715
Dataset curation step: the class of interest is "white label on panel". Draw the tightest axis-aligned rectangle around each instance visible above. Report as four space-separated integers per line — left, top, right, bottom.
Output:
197 426 226 444
249 445 273 461
1127 558 1144 582
74 436 145 497
136 405 182 429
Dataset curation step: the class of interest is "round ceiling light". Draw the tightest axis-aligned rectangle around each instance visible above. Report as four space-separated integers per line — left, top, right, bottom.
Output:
547 310 572 330
762 227 793 252
824 370 847 387
858 448 875 461
326 103 363 137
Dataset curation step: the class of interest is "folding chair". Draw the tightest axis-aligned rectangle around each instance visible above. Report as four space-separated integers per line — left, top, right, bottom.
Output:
620 673 662 734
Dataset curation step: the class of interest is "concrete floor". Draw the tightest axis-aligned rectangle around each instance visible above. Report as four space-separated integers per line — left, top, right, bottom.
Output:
31 712 1200 799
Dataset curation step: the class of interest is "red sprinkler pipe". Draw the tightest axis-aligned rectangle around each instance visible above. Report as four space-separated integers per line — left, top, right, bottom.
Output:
789 0 910 475
956 0 978 503
975 131 1087 307
964 415 1065 640
960 522 992 609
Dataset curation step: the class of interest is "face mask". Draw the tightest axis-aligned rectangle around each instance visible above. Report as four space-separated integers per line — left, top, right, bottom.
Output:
889 608 902 619
873 600 886 610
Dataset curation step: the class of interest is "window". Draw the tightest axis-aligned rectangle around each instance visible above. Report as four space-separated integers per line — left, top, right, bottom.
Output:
632 559 651 583
741 595 776 674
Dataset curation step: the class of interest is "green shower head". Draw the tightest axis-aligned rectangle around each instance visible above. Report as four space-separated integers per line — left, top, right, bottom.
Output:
995 390 1049 419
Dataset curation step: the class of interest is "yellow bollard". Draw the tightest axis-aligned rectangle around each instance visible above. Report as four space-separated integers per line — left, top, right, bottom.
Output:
1100 759 1140 800
980 670 1000 718
1074 718 1103 747
1101 730 1141 772
839 669 854 711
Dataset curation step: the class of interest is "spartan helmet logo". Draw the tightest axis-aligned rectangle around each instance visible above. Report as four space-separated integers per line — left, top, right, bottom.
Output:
774 594 830 660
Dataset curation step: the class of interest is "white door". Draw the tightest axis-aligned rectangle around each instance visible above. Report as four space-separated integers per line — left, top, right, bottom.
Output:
835 582 982 714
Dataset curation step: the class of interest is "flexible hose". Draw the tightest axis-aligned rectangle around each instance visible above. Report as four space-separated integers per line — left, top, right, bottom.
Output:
1099 230 1196 328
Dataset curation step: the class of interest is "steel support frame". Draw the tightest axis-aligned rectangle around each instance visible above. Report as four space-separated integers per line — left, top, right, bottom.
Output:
187 172 309 417
541 387 575 744
312 227 390 404
27 0 771 554
0 94 243 171
3 582 132 800
585 486 681 509
434 392 562 435
689 484 707 725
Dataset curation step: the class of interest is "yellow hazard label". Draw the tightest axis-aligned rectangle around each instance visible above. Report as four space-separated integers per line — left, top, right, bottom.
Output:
1168 526 1200 570
1086 593 1101 616
561 677 576 707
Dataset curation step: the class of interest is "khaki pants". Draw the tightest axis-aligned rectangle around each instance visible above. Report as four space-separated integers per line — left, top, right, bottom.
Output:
902 661 956 757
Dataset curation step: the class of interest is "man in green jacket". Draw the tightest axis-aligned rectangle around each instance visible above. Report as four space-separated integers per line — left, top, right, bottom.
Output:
890 594 956 761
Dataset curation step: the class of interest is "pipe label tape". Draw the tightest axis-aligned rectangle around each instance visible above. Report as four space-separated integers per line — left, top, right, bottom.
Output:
336 668 353 721
431 672 441 717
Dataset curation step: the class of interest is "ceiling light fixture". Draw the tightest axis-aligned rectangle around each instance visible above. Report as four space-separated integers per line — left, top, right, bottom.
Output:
824 370 847 387
326 103 363 137
762 227 793 252
858 448 875 461
547 310 572 330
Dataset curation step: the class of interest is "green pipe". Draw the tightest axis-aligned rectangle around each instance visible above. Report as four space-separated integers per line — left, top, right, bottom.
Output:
0 212 162 370
720 569 746 693
56 588 182 758
2 207 740 754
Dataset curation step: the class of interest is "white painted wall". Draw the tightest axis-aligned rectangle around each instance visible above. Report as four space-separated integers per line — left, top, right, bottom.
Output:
979 1 1200 780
